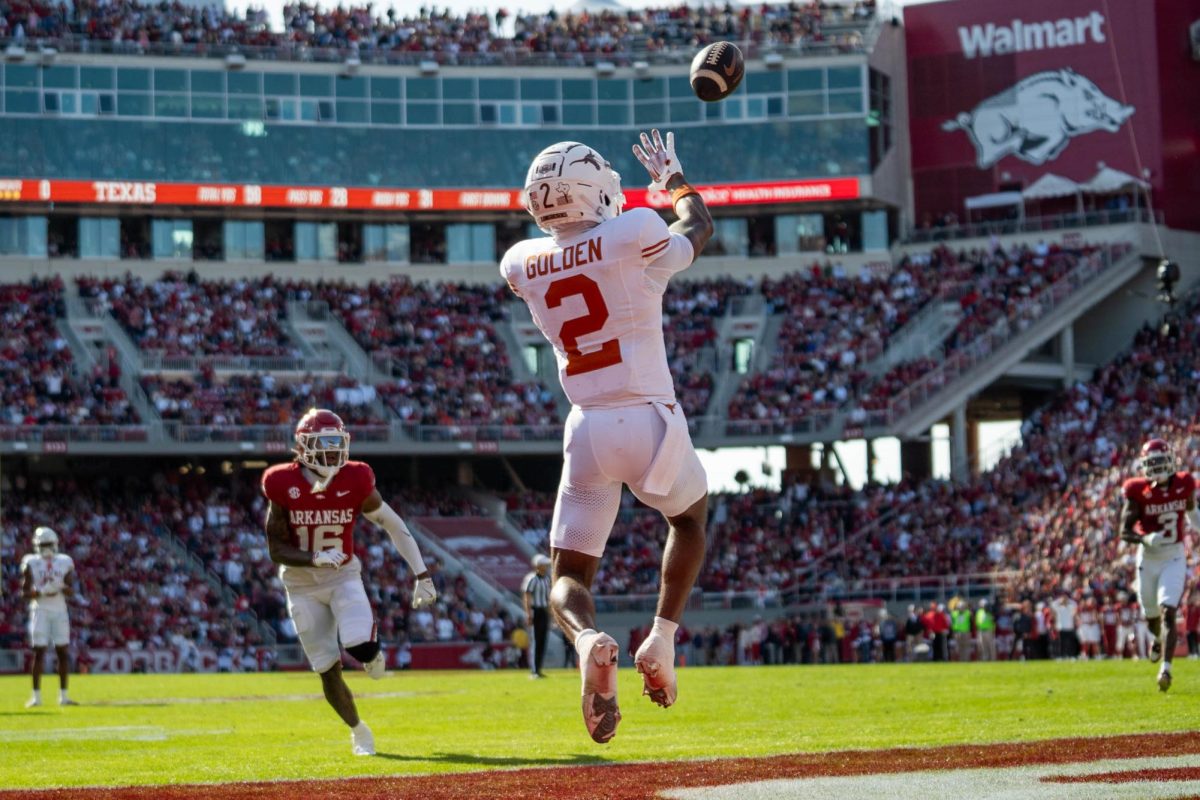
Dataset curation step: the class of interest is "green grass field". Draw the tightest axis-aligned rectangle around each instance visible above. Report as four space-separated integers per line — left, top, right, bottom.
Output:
2 660 1197 790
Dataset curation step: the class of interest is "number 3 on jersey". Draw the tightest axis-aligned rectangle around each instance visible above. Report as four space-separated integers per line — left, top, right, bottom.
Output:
1157 512 1181 544
545 274 623 376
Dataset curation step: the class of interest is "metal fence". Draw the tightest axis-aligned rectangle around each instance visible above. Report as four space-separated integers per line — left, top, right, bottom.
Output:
903 208 1160 244
1 32 872 68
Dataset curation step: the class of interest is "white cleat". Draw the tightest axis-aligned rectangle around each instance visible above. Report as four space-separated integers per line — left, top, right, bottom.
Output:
363 651 387 680
25 697 40 708
578 631 620 744
1158 665 1173 693
351 722 376 756
634 633 679 709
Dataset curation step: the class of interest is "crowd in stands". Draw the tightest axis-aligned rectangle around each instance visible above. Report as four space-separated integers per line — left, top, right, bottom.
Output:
0 471 255 655
142 371 389 427
309 278 559 430
729 241 1126 430
78 273 299 359
0 1 875 62
726 260 935 427
0 278 137 426
0 469 525 665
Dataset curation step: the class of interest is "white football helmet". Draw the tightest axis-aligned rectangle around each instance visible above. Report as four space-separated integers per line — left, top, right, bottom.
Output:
33 526 58 555
523 142 624 233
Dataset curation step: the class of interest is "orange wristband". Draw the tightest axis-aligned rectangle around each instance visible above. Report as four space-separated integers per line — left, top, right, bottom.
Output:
671 184 699 205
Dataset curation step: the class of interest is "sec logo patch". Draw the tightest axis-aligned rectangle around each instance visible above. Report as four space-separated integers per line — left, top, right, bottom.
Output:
288 487 301 499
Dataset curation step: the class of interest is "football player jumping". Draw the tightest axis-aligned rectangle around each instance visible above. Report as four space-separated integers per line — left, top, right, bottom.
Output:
1118 438 1200 692
500 130 713 743
262 409 438 755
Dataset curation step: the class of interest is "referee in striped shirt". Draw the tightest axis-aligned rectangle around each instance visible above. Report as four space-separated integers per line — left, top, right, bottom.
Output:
523 554 551 678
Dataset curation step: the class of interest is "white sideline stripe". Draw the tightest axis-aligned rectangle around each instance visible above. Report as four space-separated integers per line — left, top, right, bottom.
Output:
664 754 1200 800
0 726 233 742
690 69 728 92
89 690 431 706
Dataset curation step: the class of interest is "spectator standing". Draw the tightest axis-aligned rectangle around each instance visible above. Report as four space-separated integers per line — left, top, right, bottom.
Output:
1012 601 1033 660
1186 597 1200 659
522 554 551 679
878 610 898 663
1100 597 1119 659
904 604 923 662
1051 592 1079 659
950 600 973 662
975 599 997 662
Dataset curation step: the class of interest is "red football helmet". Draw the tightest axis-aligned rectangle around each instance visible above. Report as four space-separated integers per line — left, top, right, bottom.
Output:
1139 438 1175 483
295 408 350 482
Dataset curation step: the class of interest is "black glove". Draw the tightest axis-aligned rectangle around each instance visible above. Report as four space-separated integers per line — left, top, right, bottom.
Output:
1119 529 1142 545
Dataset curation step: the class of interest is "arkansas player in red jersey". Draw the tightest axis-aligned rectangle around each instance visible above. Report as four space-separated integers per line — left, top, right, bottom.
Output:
262 409 437 755
1118 438 1200 693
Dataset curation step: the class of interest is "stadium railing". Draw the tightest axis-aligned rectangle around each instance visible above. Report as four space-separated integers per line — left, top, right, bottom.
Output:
139 353 344 373
860 244 1133 432
592 571 1016 613
903 208 1160 244
0 424 149 443
0 35 870 68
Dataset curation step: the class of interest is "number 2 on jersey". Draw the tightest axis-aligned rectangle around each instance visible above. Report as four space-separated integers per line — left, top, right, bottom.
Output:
544 274 623 376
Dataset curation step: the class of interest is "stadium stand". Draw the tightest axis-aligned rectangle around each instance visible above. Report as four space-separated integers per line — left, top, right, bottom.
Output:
0 1 876 63
77 274 299 359
141 373 389 426
0 278 137 426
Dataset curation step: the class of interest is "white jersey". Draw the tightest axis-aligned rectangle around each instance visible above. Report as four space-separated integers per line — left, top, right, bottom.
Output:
500 207 695 409
21 552 74 612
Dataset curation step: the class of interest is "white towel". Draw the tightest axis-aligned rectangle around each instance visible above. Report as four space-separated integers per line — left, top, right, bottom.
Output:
640 401 690 496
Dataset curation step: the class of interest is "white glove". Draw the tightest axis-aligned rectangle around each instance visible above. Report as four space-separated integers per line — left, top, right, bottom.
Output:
632 129 683 191
1142 533 1169 548
311 549 347 569
412 577 437 609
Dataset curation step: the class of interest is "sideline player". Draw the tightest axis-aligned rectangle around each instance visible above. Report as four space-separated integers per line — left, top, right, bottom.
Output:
262 409 438 754
500 130 713 743
1118 438 1199 691
21 527 77 708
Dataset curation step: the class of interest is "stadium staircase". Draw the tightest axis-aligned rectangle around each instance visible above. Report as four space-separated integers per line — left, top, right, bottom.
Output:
702 294 777 439
155 524 278 646
503 301 570 417
862 300 962 379
284 300 395 422
873 247 1146 440
62 288 161 428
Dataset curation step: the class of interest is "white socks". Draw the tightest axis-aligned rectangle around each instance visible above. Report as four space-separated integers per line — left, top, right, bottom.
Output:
650 616 679 641
575 628 599 663
59 689 68 704
31 690 41 703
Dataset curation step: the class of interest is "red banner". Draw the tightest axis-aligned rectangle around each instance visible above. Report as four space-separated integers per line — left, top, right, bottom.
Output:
0 176 859 212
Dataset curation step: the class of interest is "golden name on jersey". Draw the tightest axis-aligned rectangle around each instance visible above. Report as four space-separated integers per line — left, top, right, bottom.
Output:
524 236 603 279
289 508 355 526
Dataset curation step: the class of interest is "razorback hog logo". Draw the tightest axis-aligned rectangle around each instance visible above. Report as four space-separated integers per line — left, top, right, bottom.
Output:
943 68 1134 168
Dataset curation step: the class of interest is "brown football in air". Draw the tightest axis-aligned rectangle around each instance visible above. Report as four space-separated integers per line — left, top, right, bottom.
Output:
689 41 745 103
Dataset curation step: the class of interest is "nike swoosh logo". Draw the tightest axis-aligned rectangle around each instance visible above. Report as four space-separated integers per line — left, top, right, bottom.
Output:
336 490 351 497
723 64 736 77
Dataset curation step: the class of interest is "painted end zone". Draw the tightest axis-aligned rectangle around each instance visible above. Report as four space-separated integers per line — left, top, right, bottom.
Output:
6 731 1200 800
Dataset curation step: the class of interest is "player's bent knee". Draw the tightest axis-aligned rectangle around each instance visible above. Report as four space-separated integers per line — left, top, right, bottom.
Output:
345 640 380 665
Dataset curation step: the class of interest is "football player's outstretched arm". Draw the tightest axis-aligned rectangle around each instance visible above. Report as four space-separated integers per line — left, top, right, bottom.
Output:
632 129 713 257
361 490 438 608
265 501 323 567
